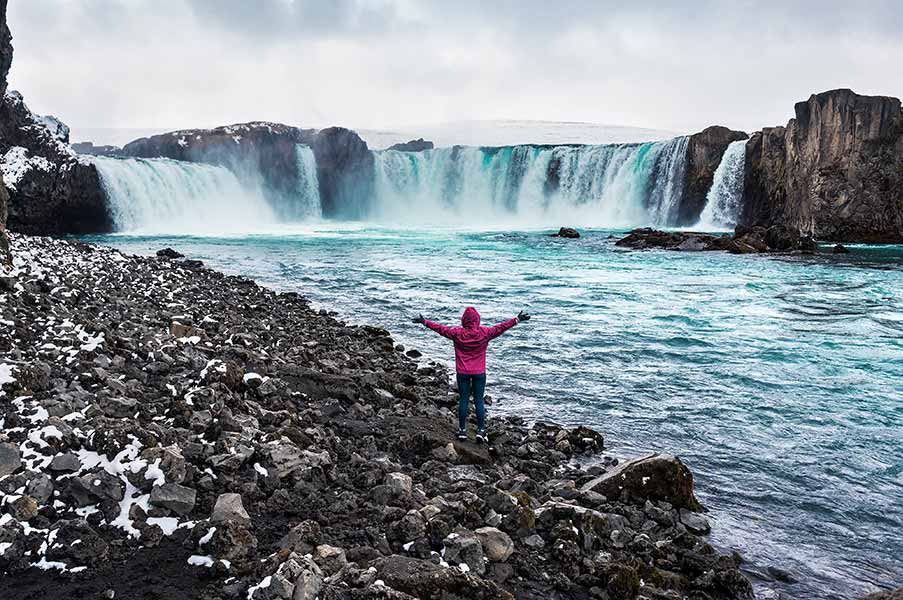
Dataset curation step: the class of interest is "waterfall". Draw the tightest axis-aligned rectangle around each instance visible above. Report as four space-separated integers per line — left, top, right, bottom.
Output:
93 157 277 234
290 145 322 220
372 137 689 227
696 140 747 230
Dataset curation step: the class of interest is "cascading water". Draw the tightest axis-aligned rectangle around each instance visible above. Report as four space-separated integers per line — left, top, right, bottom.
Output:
93 156 277 234
372 137 689 227
696 139 747 230
289 145 322 220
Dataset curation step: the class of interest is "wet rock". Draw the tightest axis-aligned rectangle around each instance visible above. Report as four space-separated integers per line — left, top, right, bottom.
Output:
475 527 514 562
580 453 702 511
156 247 184 259
552 227 581 239
833 243 851 254
211 492 251 526
679 508 710 534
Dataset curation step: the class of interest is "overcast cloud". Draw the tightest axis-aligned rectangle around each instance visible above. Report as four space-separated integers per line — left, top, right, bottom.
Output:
6 0 903 138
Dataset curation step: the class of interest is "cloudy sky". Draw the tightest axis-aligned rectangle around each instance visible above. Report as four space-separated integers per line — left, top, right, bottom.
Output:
7 0 903 139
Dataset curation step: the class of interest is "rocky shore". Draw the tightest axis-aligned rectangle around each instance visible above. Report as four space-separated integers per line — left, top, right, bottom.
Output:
0 233 755 599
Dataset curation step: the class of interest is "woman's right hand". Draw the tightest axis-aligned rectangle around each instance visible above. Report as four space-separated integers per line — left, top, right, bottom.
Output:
412 314 425 324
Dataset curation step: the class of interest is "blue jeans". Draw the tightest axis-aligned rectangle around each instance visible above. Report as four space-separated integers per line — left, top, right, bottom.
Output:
456 373 487 432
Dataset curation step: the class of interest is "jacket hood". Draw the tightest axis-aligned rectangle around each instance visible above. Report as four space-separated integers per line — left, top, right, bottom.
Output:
461 306 481 329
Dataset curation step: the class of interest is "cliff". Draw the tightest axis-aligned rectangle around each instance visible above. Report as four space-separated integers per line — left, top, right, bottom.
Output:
741 89 903 243
0 0 11 262
678 126 748 226
0 91 111 235
123 124 375 219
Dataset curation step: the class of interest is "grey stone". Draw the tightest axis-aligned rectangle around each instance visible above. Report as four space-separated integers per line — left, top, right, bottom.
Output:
149 482 197 515
49 452 81 473
384 472 412 497
211 492 251 526
0 443 22 477
475 527 514 561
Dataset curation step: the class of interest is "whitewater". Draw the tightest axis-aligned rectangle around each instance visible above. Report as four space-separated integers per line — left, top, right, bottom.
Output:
83 136 903 599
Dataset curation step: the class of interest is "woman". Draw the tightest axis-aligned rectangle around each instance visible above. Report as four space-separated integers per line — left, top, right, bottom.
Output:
413 307 530 442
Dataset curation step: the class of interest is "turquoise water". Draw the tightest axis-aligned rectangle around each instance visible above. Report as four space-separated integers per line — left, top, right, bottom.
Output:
88 225 903 599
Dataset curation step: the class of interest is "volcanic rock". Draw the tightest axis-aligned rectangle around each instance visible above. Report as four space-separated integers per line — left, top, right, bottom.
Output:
388 138 434 152
679 126 748 225
211 492 251 526
581 452 702 511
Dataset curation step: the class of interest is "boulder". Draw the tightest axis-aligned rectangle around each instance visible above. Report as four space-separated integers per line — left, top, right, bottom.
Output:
156 247 184 259
443 532 486 575
149 482 197 515
833 243 851 254
211 492 251 526
372 555 514 600
313 543 347 575
475 527 514 562
580 453 702 511
0 443 21 477
384 472 413 497
48 452 81 473
46 519 109 566
552 227 580 239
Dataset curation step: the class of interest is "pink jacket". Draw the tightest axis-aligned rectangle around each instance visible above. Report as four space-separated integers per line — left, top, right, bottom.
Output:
424 306 518 375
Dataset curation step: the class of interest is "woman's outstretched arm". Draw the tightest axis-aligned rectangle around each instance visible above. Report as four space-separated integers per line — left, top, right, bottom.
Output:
414 314 457 340
486 310 530 339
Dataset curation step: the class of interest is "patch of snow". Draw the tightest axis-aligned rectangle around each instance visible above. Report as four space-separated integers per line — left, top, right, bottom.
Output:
247 575 273 599
253 463 267 477
188 554 215 567
199 526 216 546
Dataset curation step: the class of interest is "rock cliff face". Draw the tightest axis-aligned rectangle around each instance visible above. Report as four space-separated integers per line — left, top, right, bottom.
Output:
741 89 903 243
0 92 111 235
677 126 748 226
0 1 110 237
122 122 316 212
310 127 374 218
0 0 11 262
388 138 434 152
121 123 375 219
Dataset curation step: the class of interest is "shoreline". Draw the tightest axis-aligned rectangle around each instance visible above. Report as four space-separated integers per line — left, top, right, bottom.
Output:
0 231 763 599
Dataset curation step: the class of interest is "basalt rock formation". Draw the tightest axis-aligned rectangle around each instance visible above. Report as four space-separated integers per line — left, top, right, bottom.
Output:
70 142 123 158
310 126 375 218
122 124 375 219
0 2 109 237
122 122 317 214
678 126 748 226
388 138 434 152
741 89 903 243
0 0 11 262
0 92 110 235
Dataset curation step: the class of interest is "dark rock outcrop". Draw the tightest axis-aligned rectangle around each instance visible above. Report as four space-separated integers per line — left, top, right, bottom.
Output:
0 0 11 261
311 127 374 218
742 89 903 243
0 0 10 98
71 141 123 157
615 226 820 255
550 227 580 239
862 589 903 600
0 4 109 236
678 126 748 226
580 452 702 511
122 122 317 218
388 138 434 152
120 123 375 219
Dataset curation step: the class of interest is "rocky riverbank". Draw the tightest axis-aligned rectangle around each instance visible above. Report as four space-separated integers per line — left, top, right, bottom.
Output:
0 233 756 600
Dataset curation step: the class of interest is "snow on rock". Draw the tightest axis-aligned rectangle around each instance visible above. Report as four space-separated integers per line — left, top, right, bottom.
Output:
1 146 54 190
